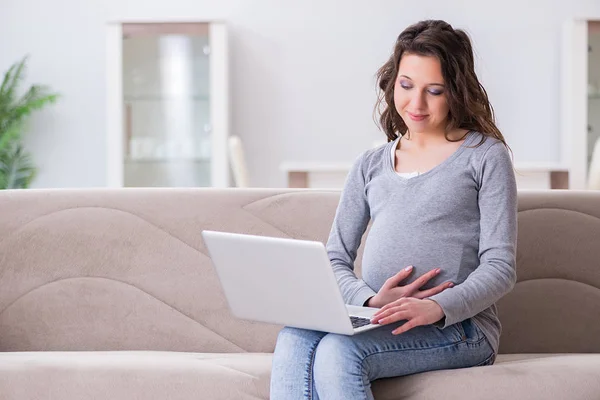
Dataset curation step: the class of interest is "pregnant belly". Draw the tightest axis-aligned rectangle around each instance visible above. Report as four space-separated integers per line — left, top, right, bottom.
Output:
361 241 475 292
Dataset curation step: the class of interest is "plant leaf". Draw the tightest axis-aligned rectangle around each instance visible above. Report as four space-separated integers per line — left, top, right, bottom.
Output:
0 141 36 189
0 55 57 189
0 56 27 104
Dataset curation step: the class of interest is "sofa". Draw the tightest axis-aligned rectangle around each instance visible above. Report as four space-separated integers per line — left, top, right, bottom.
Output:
0 188 599 400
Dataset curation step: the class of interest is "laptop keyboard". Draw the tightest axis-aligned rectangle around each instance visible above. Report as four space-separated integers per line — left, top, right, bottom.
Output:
350 316 372 329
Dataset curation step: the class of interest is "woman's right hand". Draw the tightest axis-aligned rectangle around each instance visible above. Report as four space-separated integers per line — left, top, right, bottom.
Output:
366 266 454 309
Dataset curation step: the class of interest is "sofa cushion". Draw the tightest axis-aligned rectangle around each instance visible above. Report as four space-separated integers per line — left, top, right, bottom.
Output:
373 353 600 400
1 351 599 400
0 351 271 400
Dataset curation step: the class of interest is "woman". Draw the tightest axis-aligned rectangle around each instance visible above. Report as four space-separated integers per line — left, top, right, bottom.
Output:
270 19 517 400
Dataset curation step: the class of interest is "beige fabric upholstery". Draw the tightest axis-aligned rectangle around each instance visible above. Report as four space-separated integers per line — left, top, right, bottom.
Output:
498 191 600 354
0 188 599 399
0 352 599 400
372 353 600 400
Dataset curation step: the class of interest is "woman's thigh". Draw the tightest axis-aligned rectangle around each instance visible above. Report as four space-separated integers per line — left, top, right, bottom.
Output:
314 318 495 381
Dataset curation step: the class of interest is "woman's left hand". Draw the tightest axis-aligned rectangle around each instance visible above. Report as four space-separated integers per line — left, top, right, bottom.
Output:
371 298 445 335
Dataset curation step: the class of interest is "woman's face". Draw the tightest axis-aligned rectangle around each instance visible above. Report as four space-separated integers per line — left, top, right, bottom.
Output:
393 53 450 134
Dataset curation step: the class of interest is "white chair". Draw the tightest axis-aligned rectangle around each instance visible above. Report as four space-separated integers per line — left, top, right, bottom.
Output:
588 137 600 190
227 135 250 187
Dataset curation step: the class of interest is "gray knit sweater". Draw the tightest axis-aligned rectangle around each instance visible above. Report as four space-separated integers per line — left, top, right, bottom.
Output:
326 131 518 354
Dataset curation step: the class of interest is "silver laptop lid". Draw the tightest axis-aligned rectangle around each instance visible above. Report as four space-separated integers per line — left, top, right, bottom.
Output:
201 230 355 335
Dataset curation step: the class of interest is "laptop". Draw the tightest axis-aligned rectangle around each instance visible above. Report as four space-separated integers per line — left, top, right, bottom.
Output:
201 230 382 335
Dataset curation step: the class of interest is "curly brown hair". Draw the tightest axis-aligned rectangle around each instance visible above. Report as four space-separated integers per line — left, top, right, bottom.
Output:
375 20 508 149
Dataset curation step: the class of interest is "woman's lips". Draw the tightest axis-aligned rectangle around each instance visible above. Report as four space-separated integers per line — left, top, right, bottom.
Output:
407 112 427 122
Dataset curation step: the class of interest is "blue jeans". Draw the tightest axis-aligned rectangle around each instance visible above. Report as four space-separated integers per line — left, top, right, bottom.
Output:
270 318 495 400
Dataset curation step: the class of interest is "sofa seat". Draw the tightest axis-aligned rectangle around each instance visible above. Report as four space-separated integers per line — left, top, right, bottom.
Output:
374 353 600 400
0 351 271 400
1 351 599 400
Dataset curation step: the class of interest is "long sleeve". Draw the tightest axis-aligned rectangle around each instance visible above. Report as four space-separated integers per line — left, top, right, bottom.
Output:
427 142 518 328
326 152 377 306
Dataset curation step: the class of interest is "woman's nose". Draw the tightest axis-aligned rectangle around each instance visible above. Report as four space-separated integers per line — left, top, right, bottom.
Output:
409 93 426 109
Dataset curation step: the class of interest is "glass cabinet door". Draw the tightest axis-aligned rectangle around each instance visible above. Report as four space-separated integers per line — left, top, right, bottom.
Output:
106 22 229 188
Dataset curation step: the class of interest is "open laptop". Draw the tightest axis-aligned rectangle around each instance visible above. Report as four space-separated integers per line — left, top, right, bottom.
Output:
201 230 382 335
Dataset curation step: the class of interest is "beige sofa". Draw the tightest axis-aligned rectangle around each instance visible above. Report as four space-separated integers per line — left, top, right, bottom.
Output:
0 188 599 400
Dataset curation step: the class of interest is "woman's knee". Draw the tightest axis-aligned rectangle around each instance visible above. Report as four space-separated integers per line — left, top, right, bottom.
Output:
274 327 327 361
276 327 323 347
276 326 302 345
313 334 364 381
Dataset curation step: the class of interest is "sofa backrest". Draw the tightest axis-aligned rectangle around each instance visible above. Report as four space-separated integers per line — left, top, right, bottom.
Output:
0 189 598 354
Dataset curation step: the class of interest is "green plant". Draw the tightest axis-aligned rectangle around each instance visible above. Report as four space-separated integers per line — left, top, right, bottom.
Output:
0 56 58 189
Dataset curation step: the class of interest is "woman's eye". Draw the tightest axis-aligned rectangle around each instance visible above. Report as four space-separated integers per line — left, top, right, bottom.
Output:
428 89 444 96
399 82 412 90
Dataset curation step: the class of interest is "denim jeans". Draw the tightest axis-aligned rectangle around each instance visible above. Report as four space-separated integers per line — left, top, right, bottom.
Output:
270 318 495 400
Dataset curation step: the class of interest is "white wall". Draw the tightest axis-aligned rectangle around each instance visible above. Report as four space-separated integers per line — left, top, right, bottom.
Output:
2 0 600 188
